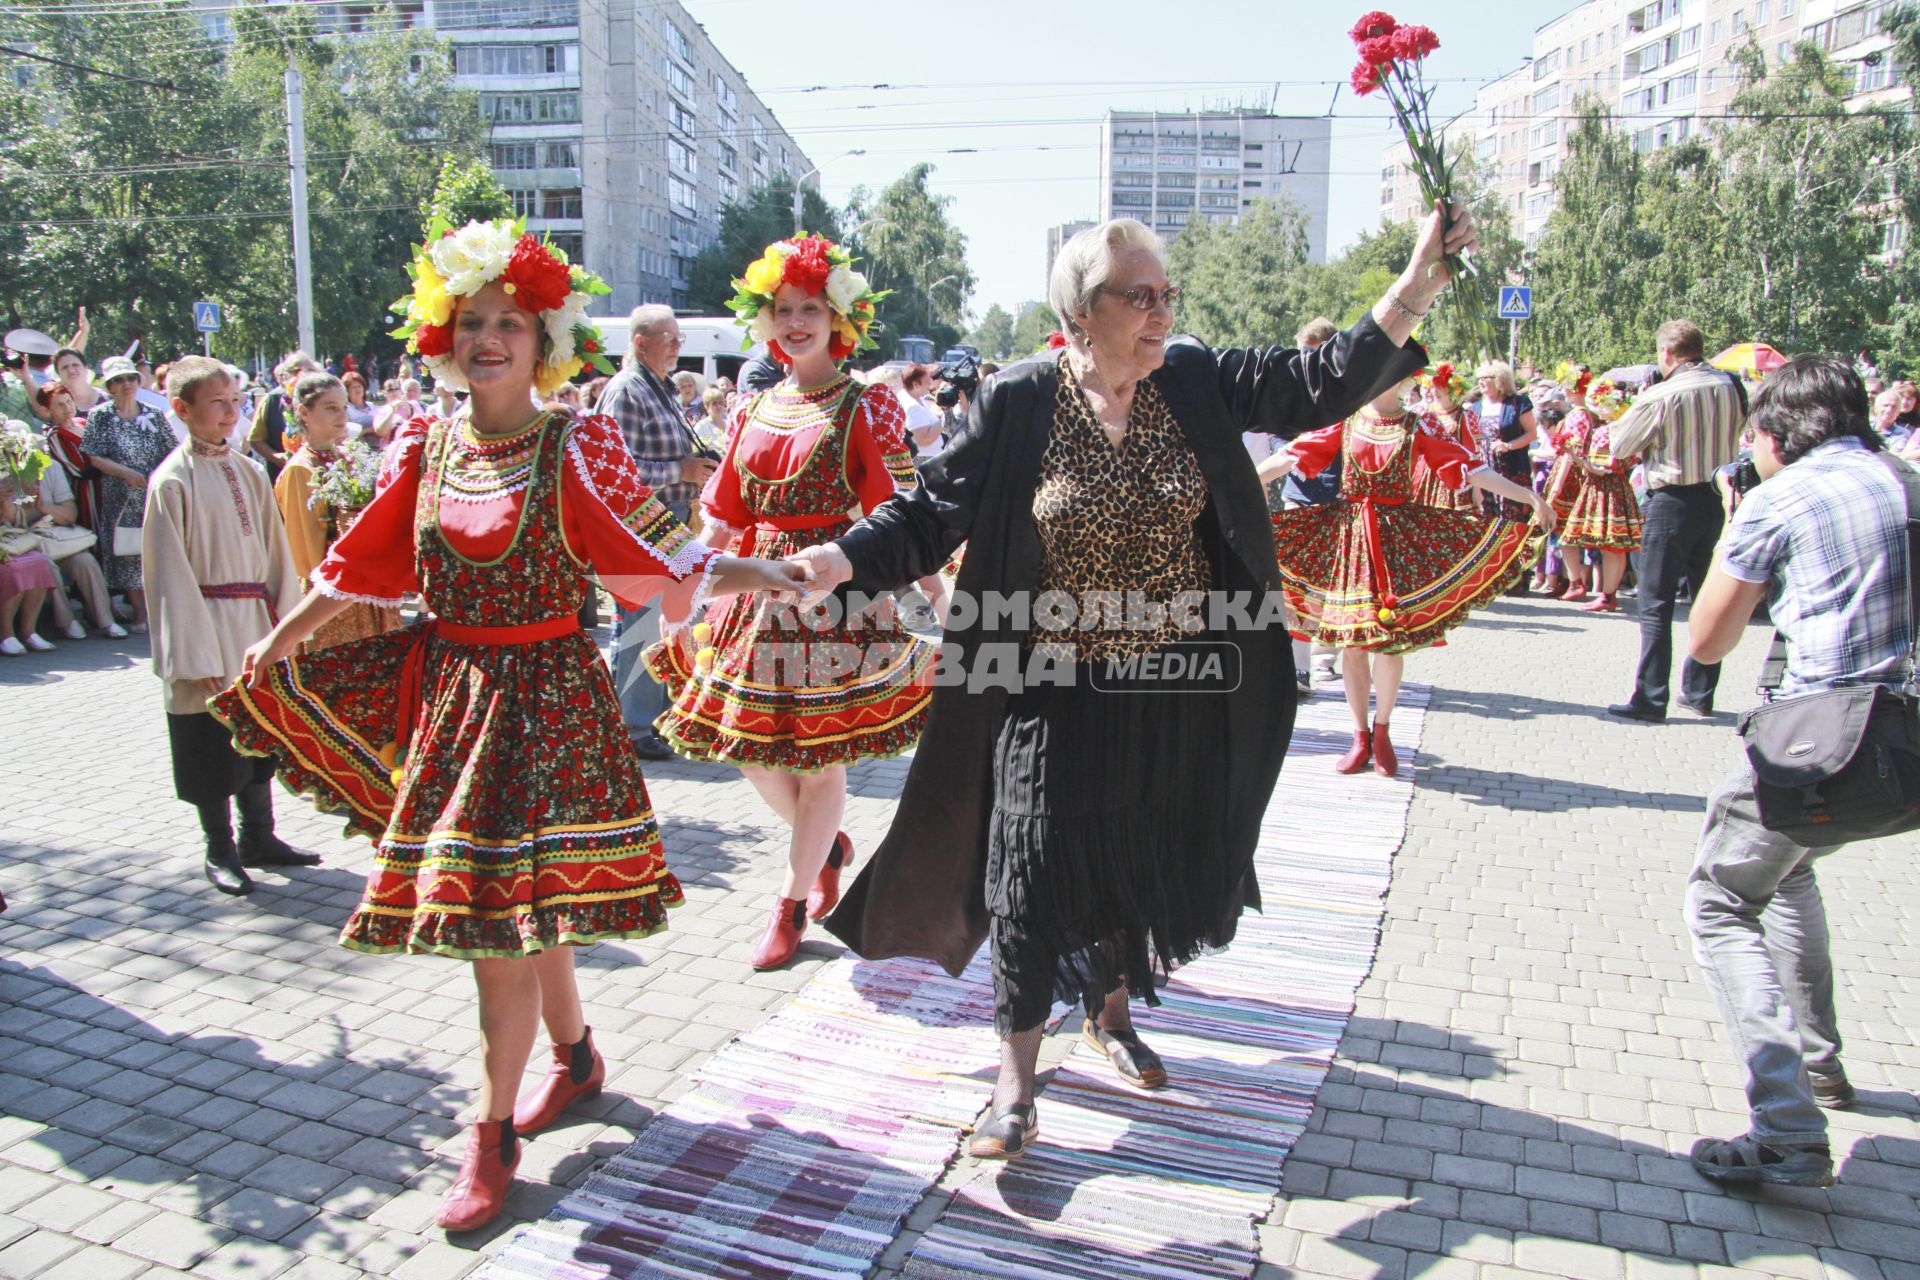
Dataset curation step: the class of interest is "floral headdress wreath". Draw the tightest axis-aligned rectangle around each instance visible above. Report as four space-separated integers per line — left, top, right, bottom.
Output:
1587 378 1633 421
728 234 887 363
1421 361 1471 402
1553 360 1595 397
391 217 617 398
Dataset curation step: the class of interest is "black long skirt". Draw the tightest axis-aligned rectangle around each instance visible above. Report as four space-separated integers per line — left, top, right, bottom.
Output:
986 650 1248 1035
168 711 274 806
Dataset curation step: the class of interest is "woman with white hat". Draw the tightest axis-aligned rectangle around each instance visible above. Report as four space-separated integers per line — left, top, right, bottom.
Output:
81 355 173 631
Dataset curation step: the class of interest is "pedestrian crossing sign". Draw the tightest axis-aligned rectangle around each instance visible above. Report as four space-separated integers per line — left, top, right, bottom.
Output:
193 301 222 333
1497 286 1532 321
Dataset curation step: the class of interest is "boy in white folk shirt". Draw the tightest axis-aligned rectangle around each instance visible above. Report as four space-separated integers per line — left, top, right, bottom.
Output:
143 356 312 897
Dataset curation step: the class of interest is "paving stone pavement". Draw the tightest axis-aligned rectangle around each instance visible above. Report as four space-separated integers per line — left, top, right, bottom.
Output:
0 595 1914 1280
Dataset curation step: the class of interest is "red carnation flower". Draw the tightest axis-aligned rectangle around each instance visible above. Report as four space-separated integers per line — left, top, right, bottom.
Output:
827 330 856 362
501 234 573 314
1350 59 1385 95
1431 362 1453 386
1389 24 1440 61
1349 10 1399 42
781 237 833 295
1357 33 1400 67
1045 331 1068 349
414 321 452 357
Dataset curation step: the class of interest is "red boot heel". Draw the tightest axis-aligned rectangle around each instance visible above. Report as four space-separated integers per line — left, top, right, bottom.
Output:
751 896 808 970
514 1027 606 1135
1335 729 1373 775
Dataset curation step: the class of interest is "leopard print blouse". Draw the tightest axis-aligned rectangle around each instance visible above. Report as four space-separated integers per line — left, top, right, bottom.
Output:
1031 353 1211 664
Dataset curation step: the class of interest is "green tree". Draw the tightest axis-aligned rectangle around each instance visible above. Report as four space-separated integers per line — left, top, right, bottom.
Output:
844 164 974 354
1296 220 1418 329
968 303 1016 360
1872 3 1920 374
426 156 515 233
1525 100 1658 369
685 176 845 313
1009 300 1059 354
1162 198 1312 348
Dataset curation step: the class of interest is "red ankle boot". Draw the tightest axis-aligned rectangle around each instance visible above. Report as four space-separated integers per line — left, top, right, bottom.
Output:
751 896 808 970
1335 729 1373 774
436 1118 520 1232
1559 582 1589 602
1581 591 1619 613
513 1027 605 1135
1372 720 1399 778
806 832 855 922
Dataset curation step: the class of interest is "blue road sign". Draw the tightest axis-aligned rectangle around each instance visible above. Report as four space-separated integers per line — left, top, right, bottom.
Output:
193 301 222 333
1497 286 1532 321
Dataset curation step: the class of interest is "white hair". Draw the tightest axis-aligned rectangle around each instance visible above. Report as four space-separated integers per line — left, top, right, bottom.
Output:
1048 218 1167 340
275 350 320 383
625 304 677 370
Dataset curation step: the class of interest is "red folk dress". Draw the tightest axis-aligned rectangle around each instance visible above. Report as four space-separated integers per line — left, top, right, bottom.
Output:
1411 406 1481 510
1559 411 1645 551
211 410 715 959
1541 408 1593 522
646 376 935 772
1270 409 1540 654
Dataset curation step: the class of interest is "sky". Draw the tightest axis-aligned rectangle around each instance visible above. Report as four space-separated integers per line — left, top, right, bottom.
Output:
686 0 1544 325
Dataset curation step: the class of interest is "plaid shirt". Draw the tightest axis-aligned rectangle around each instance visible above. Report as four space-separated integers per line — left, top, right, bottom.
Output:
1609 360 1747 488
595 364 698 511
1720 438 1914 696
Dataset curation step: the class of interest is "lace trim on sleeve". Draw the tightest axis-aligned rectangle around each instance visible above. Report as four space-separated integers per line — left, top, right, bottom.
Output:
310 567 408 609
564 422 711 579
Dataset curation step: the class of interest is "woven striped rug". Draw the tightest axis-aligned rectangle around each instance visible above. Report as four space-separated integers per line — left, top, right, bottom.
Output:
482 685 1427 1280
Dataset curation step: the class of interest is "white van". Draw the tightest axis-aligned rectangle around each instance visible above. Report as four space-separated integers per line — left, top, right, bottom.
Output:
587 313 758 385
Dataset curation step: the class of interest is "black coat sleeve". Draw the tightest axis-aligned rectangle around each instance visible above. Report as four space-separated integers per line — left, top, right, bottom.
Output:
837 365 1018 594
1205 313 1427 440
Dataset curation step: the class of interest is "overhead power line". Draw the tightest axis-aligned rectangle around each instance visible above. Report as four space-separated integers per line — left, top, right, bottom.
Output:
0 41 188 90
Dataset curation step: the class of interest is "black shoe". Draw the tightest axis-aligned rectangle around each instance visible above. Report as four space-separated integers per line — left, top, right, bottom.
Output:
1678 696 1715 717
204 839 254 897
631 731 674 762
1607 701 1666 723
237 831 321 868
1082 1024 1169 1090
1691 1134 1833 1187
967 1102 1038 1160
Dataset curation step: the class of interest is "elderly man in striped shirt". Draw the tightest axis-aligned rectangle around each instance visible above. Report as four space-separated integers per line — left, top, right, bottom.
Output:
1607 320 1749 722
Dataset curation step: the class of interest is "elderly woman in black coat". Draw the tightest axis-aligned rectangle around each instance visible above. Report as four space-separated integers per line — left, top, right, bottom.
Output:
793 203 1476 1158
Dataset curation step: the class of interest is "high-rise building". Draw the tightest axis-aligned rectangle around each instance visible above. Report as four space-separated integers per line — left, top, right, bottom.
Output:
1101 110 1333 262
190 0 812 314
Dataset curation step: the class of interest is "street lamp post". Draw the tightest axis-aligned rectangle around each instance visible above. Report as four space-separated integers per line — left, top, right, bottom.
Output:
793 150 865 235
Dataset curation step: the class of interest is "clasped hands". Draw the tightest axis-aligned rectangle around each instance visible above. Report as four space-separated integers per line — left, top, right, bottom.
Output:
707 543 853 607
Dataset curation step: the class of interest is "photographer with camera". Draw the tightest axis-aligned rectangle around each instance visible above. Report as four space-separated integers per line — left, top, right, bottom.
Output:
932 355 981 449
1683 356 1918 1188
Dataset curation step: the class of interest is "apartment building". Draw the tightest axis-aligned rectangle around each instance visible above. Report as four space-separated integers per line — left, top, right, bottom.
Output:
192 0 812 313
1045 221 1096 280
1381 0 1883 244
1101 111 1333 262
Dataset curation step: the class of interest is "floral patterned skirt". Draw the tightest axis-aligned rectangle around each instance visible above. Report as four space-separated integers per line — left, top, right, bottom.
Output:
1560 472 1644 550
1410 464 1477 511
1271 500 1541 655
644 523 936 773
210 622 684 959
1542 455 1587 521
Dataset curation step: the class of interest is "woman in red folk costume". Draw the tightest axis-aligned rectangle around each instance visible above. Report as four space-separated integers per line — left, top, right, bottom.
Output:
1411 362 1479 511
646 235 935 971
212 220 802 1233
1540 362 1596 600
1558 377 1644 613
1261 375 1553 776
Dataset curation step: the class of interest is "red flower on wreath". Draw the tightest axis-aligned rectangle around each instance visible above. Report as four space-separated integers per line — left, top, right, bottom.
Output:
501 234 573 314
1430 362 1454 388
781 236 834 295
414 321 452 358
1349 9 1399 41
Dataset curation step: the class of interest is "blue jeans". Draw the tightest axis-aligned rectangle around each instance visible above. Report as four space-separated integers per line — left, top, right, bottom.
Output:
606 500 689 735
1684 764 1843 1147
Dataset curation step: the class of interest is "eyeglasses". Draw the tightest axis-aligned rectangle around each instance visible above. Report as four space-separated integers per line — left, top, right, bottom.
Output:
1098 283 1181 312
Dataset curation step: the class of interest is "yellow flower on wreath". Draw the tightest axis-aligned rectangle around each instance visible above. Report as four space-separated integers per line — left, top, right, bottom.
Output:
534 356 586 398
408 263 454 328
742 254 785 298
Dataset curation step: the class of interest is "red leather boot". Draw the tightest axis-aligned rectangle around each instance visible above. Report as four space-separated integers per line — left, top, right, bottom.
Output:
1372 719 1399 778
806 831 855 922
1335 729 1373 775
751 896 808 970
436 1118 520 1232
513 1027 605 1136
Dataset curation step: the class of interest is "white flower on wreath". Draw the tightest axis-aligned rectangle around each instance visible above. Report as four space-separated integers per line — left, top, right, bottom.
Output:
543 293 590 366
429 221 516 297
421 350 465 393
824 265 867 316
748 307 774 345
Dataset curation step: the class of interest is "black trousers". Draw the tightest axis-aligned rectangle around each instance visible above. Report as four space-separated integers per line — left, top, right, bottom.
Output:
1633 483 1723 709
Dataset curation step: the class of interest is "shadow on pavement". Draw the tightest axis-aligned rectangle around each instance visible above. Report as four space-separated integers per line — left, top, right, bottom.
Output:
1417 762 1704 813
